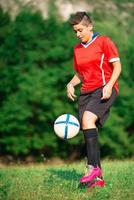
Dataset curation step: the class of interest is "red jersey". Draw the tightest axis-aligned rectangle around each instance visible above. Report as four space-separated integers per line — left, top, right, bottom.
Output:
73 34 120 93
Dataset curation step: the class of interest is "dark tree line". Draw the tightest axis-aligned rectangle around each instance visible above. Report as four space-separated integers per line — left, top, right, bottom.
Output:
0 7 133 160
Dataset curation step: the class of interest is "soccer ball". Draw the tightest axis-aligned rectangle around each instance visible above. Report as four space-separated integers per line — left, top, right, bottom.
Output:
54 114 80 139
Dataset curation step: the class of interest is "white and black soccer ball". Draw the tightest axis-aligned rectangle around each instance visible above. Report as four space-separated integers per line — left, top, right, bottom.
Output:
54 114 80 139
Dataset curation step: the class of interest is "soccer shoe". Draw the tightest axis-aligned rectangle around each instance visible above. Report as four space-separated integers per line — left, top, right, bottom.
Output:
80 166 101 184
88 178 105 188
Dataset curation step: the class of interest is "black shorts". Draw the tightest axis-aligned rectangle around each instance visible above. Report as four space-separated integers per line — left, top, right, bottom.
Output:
78 87 117 128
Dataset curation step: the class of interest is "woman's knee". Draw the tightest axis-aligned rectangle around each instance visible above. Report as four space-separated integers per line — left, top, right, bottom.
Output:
82 111 98 129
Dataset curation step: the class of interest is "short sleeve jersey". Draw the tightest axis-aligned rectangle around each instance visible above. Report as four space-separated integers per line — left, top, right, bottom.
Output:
73 34 120 93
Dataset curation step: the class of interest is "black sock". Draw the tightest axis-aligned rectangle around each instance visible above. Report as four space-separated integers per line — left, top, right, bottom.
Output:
83 128 99 168
83 128 103 179
98 143 101 169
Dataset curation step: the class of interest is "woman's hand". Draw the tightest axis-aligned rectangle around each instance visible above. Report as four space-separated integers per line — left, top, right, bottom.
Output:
101 61 121 100
66 83 77 101
101 84 113 100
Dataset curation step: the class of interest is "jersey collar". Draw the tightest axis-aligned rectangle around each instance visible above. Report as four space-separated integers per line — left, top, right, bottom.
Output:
81 32 99 48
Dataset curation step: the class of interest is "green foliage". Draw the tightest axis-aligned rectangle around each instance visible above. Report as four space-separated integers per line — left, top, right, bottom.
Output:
0 5 133 159
0 7 11 45
0 8 76 157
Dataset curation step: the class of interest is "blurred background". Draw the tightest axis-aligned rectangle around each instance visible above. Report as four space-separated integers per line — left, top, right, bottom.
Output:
0 0 134 165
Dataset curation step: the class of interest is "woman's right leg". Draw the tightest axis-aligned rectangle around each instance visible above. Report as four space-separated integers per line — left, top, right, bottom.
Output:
82 111 99 168
80 111 102 183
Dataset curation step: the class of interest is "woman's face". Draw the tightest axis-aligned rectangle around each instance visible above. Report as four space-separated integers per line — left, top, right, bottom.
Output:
73 22 93 43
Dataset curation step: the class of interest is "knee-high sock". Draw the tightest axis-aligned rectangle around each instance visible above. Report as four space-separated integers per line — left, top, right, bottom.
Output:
83 128 99 168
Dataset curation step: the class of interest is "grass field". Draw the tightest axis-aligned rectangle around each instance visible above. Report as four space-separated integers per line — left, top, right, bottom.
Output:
0 160 134 200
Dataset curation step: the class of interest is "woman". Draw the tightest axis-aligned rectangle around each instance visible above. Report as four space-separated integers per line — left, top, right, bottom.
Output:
66 11 121 188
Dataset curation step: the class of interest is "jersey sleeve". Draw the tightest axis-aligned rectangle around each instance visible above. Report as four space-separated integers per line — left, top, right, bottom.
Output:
103 36 120 63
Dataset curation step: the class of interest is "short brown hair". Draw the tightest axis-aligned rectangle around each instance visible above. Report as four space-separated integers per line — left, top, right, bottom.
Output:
70 11 92 26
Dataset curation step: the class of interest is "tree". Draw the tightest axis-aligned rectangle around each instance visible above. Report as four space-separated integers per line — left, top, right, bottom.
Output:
0 7 133 159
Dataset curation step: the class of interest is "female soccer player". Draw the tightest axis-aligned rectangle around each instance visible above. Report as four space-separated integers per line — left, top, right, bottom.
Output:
66 11 121 188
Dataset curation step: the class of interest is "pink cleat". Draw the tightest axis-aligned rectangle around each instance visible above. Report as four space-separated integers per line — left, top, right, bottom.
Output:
80 166 101 184
88 178 105 188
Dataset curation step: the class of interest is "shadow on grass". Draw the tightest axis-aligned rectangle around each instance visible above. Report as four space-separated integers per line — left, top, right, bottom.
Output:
45 168 88 190
46 168 82 181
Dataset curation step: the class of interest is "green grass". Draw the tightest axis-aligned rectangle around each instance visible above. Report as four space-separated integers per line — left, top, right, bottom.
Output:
0 160 134 200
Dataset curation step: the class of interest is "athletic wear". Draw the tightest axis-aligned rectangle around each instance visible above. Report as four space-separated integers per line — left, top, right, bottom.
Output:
88 177 105 188
80 166 101 183
73 33 120 186
73 34 120 93
79 86 117 127
83 129 99 167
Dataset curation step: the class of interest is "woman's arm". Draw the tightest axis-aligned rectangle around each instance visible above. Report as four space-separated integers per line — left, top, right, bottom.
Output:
101 61 122 100
66 73 81 101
